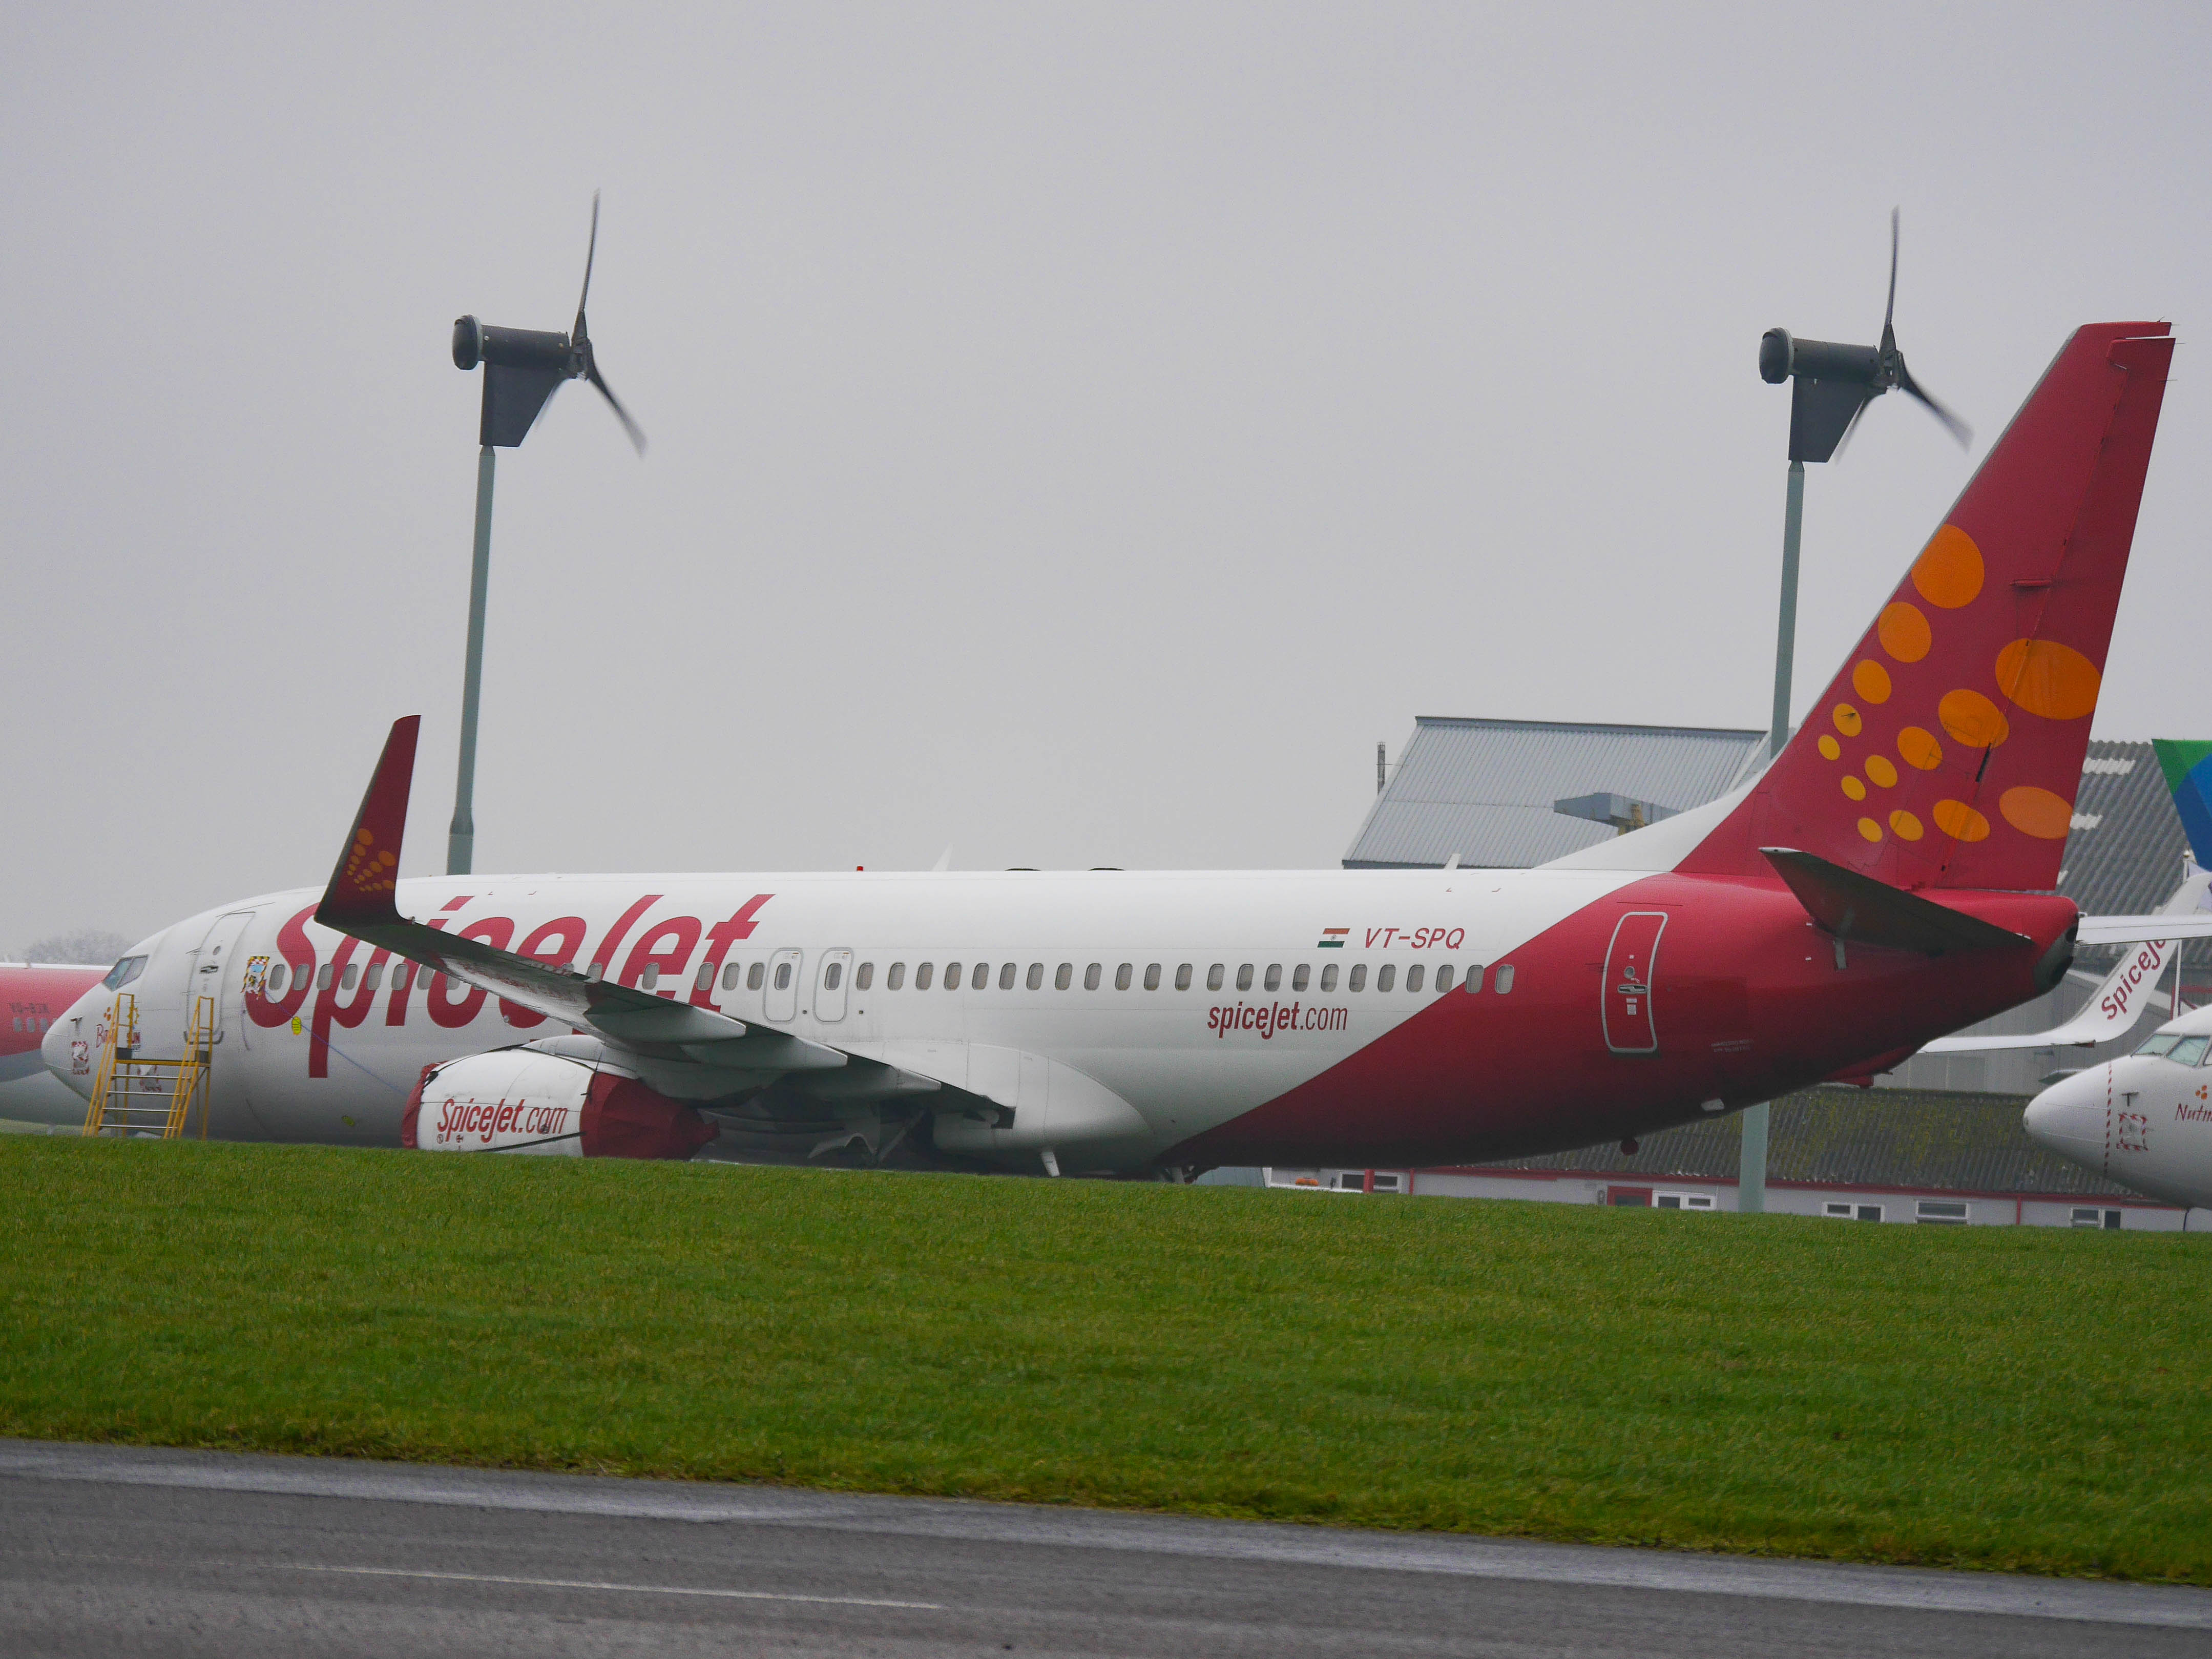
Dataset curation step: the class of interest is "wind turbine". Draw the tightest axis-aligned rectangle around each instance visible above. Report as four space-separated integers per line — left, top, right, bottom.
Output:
445 192 646 875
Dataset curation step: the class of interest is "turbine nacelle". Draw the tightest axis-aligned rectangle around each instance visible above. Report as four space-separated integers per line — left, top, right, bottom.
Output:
451 192 645 453
1760 210 1968 463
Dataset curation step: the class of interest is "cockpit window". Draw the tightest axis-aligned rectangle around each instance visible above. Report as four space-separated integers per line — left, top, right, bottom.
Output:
101 955 147 991
2136 1033 2180 1057
2169 1035 2209 1067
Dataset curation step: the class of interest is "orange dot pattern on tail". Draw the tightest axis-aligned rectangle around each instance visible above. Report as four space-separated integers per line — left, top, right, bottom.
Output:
1791 509 2110 865
1911 525 1985 609
1999 785 2074 840
1938 690 2010 750
341 826 399 897
1994 638 2101 721
1877 602 1931 662
1933 799 1990 842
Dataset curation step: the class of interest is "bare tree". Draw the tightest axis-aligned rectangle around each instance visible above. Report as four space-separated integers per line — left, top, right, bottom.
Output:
19 929 132 967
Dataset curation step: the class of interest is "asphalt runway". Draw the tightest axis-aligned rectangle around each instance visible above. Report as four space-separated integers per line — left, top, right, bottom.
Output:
3 1441 2206 1657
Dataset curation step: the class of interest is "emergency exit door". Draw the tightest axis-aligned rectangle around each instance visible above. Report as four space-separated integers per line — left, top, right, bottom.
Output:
1602 911 1667 1055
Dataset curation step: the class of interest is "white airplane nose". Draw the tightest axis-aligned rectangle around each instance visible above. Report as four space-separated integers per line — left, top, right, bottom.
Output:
40 989 99 1102
2023 1070 2105 1152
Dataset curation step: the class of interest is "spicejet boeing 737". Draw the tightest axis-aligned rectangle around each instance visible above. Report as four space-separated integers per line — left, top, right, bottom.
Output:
40 323 2183 1175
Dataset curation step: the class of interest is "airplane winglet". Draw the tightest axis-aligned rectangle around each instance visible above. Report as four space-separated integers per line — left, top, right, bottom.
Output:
318 716 419 933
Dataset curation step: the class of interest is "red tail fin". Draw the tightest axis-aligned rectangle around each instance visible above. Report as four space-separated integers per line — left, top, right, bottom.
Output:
1683 323 2174 889
319 716 419 931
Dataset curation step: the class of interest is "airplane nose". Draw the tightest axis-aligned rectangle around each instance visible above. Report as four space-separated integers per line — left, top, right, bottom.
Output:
40 988 100 1102
2023 1070 2105 1153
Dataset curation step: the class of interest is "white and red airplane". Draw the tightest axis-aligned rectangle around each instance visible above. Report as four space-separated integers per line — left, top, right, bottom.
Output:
40 322 2183 1176
1 963 107 1123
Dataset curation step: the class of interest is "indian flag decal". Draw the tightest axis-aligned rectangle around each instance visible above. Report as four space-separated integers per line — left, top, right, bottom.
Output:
1318 927 1349 949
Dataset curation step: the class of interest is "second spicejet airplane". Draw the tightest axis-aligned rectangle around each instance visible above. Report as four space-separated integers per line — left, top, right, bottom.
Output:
41 322 2183 1175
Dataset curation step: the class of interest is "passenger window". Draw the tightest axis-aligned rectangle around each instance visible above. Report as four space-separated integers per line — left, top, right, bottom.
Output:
1349 964 1366 991
1176 964 1193 990
1320 964 1338 992
1236 964 1254 991
774 962 792 991
1084 963 1102 990
1435 965 1454 993
267 965 288 996
999 962 1016 990
856 963 873 991
1027 963 1044 990
695 961 715 993
318 964 333 990
748 962 766 991
642 966 661 990
1377 965 1396 992
972 962 989 991
1116 963 1133 990
888 962 906 990
1406 965 1424 992
1495 964 1515 994
916 962 934 990
721 962 740 991
365 963 384 991
295 961 311 987
2137 1032 2178 1055
824 963 843 990
1465 964 1484 993
2171 1035 2209 1066
1207 964 1224 991
945 962 963 990
1057 963 1073 989
1144 963 1161 990
1263 965 1281 992
1292 964 1309 992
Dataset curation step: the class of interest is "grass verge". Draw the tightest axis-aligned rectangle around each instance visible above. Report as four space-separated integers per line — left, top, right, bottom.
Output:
2 1137 2206 1581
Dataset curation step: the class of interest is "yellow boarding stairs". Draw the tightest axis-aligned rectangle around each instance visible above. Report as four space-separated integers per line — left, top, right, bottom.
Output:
81 992 214 1140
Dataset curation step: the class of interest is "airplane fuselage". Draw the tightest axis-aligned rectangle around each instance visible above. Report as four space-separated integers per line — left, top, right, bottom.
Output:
44 865 2072 1171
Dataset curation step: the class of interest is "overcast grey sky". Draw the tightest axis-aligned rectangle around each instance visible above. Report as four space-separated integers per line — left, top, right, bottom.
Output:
5 3 2210 950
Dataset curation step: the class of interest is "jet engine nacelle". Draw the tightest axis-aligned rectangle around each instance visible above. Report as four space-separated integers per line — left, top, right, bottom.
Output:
402 1046 717 1159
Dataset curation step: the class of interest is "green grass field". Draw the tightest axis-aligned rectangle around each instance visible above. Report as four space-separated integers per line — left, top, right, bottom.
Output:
2 1138 2206 1582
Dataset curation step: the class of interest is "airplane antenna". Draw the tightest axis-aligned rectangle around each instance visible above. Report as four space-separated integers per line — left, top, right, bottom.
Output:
445 190 646 876
1742 208 1972 1214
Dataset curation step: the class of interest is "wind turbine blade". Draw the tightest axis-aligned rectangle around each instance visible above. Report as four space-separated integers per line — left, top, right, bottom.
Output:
586 363 646 454
1885 206 1899 340
1900 366 1972 447
574 189 600 342
1828 392 1873 463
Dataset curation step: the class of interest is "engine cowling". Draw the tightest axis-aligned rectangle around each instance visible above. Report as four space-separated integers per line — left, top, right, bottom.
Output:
402 1047 717 1159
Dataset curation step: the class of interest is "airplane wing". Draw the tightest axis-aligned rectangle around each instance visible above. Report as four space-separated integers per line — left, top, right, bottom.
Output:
315 717 847 1075
1923 867 2210 1052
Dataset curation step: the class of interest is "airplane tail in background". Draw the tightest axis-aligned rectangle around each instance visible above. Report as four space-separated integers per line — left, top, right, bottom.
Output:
2154 739 2212 868
1682 322 2175 890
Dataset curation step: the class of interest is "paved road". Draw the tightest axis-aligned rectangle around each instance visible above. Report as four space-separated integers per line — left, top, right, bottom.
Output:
2 1440 2205 1656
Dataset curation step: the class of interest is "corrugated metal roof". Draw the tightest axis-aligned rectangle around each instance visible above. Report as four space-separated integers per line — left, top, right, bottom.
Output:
1343 717 1767 869
2057 739 2201 969
1469 1085 2139 1196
